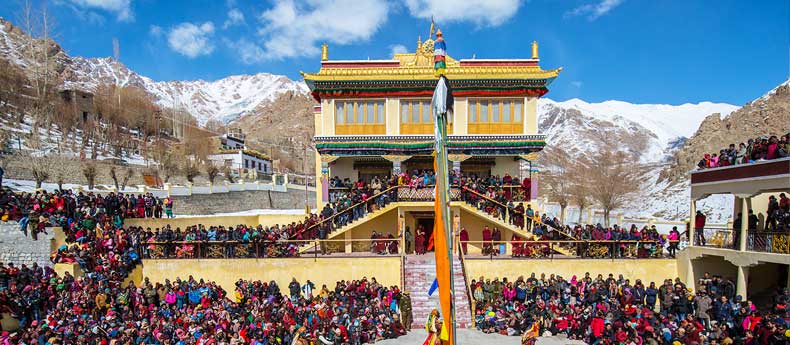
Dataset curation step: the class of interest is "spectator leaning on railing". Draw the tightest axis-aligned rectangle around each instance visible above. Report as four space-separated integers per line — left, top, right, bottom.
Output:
698 133 790 169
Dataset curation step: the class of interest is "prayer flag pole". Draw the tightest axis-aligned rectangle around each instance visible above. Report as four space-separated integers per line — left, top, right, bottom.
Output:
430 27 456 345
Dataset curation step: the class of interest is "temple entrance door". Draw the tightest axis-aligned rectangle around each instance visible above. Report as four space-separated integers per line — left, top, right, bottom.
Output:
417 217 435 252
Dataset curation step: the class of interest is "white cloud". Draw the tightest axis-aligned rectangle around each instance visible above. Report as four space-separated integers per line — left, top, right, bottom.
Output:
245 0 389 61
149 25 163 37
167 22 216 58
570 81 583 88
404 0 522 27
67 0 133 22
224 38 265 64
223 8 246 29
390 44 408 56
566 0 624 21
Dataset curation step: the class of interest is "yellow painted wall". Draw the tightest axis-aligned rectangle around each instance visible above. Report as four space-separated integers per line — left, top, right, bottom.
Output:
386 98 400 135
347 208 399 252
524 96 537 134
321 99 335 136
53 263 84 280
329 157 358 181
458 208 520 255
465 258 679 284
141 257 402 297
453 98 468 135
491 156 520 178
735 191 790 230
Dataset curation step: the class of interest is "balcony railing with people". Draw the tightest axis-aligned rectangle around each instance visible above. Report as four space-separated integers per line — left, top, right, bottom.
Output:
747 231 790 254
142 238 404 259
460 239 680 260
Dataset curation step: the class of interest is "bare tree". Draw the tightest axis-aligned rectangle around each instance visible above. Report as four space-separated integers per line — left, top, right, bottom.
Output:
205 162 219 184
18 0 60 140
569 155 592 224
121 167 134 191
110 165 121 190
50 155 78 190
540 147 574 224
28 154 50 189
183 160 200 183
82 162 97 190
587 148 642 227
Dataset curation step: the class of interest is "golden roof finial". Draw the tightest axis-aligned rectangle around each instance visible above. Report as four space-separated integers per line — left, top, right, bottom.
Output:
417 35 422 52
321 42 328 61
531 41 539 59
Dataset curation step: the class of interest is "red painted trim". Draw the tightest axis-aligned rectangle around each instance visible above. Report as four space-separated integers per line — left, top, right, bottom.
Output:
316 89 550 99
321 61 400 68
691 159 790 184
459 61 538 67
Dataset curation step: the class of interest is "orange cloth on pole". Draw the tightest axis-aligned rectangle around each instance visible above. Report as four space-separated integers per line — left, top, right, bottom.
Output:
432 159 453 344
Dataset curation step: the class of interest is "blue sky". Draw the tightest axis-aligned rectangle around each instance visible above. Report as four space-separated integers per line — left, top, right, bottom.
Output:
1 0 788 105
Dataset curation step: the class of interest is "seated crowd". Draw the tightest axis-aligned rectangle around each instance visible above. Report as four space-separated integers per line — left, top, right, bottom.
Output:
698 133 790 169
472 272 790 344
0 189 173 240
0 259 405 344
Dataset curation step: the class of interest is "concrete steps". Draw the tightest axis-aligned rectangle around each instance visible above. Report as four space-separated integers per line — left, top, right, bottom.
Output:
404 255 472 329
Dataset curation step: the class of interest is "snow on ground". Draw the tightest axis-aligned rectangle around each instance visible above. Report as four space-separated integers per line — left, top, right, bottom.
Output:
4 178 141 194
0 115 149 165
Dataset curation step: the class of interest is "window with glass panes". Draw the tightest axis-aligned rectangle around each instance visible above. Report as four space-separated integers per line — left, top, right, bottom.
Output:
399 100 453 134
334 100 386 135
468 99 523 134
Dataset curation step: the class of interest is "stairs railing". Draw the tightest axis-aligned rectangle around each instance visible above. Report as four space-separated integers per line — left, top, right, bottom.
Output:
304 185 400 239
459 186 579 240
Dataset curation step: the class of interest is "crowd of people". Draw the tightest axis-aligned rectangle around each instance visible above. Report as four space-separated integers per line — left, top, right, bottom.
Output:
472 272 790 344
1 257 407 344
698 134 790 169
0 189 173 239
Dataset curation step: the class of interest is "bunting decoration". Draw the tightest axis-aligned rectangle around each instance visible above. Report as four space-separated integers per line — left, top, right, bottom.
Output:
434 29 447 77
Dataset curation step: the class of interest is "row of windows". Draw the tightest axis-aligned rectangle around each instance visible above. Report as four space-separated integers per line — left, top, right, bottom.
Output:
333 99 525 134
335 101 385 125
469 100 523 124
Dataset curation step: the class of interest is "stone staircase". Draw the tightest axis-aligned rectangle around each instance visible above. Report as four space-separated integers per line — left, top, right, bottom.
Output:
298 202 399 253
403 255 473 329
455 202 575 256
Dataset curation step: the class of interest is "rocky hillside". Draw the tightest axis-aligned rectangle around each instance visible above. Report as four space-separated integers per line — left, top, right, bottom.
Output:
232 91 316 172
663 80 790 182
0 17 307 126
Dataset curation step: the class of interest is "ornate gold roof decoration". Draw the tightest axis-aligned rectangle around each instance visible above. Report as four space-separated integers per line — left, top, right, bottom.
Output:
301 24 561 82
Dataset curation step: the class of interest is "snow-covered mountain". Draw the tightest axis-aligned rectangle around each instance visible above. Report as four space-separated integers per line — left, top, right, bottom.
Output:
538 98 739 163
63 57 309 125
0 17 308 125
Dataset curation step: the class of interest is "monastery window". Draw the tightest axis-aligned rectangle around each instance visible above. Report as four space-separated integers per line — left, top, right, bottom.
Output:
468 99 523 134
400 100 453 135
334 100 386 135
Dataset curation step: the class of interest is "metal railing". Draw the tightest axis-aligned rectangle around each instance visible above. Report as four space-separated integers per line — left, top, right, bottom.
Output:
698 227 735 249
747 231 790 254
460 239 680 260
142 238 404 259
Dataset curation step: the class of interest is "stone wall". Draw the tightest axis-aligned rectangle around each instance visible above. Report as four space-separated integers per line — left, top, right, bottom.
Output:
171 188 315 215
0 222 53 268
